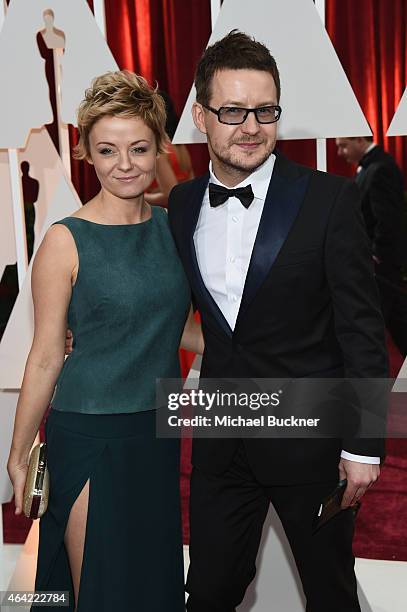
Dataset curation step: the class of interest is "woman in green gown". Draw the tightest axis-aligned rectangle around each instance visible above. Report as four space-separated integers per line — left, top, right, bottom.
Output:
7 70 203 611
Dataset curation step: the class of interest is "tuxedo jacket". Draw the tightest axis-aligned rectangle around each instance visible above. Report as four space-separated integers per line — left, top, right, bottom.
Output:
168 152 388 485
355 145 406 269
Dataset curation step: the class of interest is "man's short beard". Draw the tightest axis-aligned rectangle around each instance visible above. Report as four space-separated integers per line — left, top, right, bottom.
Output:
208 136 275 175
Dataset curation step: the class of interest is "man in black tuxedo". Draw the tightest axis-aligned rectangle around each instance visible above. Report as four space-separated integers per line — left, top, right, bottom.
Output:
336 136 407 356
168 32 388 612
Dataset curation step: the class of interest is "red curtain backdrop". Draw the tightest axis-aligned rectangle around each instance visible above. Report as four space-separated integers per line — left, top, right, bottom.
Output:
326 0 407 178
279 0 407 178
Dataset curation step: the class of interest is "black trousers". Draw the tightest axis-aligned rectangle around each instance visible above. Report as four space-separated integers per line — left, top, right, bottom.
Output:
186 443 360 612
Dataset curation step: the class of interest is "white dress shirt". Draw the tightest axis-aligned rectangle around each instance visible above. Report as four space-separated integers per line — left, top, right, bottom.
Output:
193 155 379 465
194 155 274 330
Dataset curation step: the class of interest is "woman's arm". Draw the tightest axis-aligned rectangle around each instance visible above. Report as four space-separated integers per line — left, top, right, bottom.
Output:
7 224 77 514
180 306 204 355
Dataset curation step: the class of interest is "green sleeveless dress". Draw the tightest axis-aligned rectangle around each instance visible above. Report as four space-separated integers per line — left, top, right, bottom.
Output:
52 207 190 413
33 207 190 612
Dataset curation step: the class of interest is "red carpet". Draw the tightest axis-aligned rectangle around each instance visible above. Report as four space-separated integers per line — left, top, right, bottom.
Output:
352 334 407 561
2 502 32 544
352 438 407 561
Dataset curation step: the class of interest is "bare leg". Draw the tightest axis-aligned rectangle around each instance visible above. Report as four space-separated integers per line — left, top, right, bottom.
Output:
64 480 89 609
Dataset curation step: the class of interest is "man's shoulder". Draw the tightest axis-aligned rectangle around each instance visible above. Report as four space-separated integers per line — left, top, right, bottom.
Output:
361 151 404 192
314 168 354 190
287 159 356 207
276 152 351 190
168 174 209 218
171 174 209 199
281 157 360 219
364 145 400 172
376 151 402 177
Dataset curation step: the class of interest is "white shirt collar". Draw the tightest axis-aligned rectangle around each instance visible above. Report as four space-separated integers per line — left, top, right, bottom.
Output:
357 143 378 172
208 153 276 201
365 142 377 155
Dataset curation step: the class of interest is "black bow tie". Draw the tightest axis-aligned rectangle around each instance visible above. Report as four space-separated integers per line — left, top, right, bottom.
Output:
208 183 254 209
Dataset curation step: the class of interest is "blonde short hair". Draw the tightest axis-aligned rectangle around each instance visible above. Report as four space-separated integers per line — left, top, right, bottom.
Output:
73 70 168 160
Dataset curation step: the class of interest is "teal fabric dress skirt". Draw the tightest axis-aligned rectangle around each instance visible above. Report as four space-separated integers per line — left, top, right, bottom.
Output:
33 409 184 611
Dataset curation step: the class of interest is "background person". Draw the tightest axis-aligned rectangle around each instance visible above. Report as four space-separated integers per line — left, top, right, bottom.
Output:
336 136 407 356
145 90 194 207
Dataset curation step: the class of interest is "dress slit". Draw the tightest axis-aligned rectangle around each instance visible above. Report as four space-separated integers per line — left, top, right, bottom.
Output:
33 444 108 611
65 478 90 611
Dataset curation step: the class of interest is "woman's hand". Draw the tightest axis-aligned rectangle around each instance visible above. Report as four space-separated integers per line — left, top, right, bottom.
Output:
180 307 204 355
7 454 29 515
65 329 73 354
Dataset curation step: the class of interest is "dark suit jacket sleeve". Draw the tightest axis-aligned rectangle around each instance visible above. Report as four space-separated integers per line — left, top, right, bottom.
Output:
167 183 198 312
167 184 179 236
324 179 388 457
368 165 403 262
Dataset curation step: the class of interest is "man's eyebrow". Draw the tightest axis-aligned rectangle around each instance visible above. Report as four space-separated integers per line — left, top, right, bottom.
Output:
221 101 277 107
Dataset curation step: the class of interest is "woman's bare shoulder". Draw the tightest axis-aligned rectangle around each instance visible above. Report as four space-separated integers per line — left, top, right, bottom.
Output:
34 224 78 270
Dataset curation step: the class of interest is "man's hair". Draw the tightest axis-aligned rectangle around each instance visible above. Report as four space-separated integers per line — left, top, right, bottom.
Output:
194 30 281 107
74 70 168 159
342 135 374 143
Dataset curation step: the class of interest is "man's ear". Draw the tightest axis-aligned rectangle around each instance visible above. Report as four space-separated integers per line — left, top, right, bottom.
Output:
192 102 207 135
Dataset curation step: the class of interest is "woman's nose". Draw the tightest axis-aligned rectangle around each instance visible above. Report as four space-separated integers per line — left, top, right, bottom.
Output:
117 152 132 171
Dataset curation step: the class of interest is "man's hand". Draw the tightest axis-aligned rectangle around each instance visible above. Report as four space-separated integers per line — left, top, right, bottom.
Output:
338 458 380 509
65 329 73 355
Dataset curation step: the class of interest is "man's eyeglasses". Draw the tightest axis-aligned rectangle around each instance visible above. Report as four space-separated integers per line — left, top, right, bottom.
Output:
203 105 282 125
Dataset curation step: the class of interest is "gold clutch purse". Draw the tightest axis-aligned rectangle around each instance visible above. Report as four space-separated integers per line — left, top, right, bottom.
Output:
23 442 49 519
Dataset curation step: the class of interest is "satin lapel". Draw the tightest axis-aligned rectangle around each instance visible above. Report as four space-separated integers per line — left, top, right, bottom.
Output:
182 174 233 338
237 155 310 323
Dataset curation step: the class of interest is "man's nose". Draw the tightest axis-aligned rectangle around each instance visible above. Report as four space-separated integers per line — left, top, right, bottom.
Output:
240 111 260 135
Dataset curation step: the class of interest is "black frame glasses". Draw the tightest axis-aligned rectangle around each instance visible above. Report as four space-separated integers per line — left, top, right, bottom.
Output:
203 104 282 125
